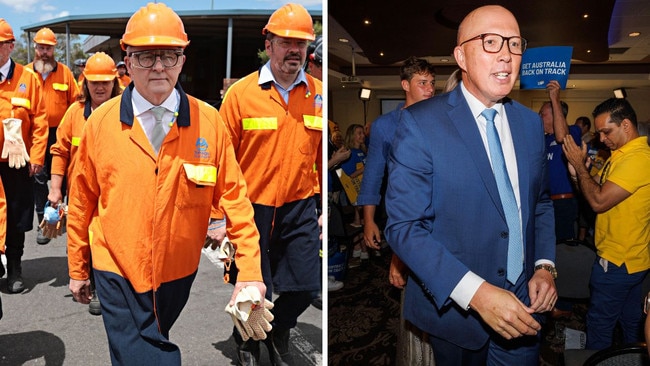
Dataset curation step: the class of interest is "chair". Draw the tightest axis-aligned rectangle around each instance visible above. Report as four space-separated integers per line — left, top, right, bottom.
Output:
555 240 597 300
583 342 650 365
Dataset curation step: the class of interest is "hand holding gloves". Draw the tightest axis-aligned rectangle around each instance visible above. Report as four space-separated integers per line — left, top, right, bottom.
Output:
2 118 30 169
225 286 274 341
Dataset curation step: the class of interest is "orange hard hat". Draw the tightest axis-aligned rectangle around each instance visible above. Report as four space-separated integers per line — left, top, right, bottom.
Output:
83 52 117 82
120 2 190 51
34 27 57 45
262 3 315 41
0 19 14 42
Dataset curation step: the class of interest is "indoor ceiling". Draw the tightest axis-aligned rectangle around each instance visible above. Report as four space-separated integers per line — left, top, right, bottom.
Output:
328 0 650 93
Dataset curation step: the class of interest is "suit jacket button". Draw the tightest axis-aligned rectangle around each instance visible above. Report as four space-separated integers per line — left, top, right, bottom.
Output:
497 269 505 276
501 231 509 239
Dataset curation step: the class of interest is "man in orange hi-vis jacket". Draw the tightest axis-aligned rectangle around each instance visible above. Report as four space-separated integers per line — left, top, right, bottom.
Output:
26 27 79 245
66 3 265 364
219 3 323 365
0 19 48 295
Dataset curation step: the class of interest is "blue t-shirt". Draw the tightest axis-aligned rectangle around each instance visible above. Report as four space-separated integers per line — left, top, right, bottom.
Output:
546 124 583 195
341 148 366 177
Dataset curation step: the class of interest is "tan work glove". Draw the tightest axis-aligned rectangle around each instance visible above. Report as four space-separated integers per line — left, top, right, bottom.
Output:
39 202 67 239
225 286 274 341
2 118 30 169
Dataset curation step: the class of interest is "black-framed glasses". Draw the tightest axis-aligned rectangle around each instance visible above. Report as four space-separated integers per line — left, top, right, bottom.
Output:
459 33 527 55
128 50 183 69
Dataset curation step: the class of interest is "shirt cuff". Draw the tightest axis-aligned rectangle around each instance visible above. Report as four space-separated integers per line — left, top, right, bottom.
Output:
535 259 555 267
450 271 485 311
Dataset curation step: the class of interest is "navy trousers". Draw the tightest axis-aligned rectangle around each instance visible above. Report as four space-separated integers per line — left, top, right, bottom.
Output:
94 269 196 366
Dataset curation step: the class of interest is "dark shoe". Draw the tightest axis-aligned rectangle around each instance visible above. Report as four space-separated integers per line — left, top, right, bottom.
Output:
268 328 292 366
0 261 4 278
237 339 260 366
311 295 322 310
36 227 51 245
6 257 24 293
89 290 101 315
7 277 24 293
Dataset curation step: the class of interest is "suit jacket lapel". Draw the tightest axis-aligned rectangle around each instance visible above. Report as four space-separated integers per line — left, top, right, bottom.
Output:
447 88 506 222
504 100 530 234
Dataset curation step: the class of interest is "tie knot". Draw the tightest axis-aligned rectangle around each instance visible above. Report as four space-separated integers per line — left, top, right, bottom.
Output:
150 106 167 123
481 108 497 124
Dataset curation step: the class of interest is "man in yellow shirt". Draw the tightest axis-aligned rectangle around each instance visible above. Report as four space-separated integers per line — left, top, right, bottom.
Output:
563 97 650 350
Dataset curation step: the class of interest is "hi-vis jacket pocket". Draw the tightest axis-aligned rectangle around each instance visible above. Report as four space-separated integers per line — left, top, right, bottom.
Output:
182 163 217 186
303 115 322 131
52 83 69 91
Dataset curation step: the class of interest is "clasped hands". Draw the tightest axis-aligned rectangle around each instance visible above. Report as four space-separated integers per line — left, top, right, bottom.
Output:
469 270 557 340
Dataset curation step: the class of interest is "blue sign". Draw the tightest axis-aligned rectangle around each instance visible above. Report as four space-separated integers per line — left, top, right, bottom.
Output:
520 46 573 89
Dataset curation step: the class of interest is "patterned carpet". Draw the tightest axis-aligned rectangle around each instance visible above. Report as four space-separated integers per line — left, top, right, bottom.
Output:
328 253 401 365
328 250 589 366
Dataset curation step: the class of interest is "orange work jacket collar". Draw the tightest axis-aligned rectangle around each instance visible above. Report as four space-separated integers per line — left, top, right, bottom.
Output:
119 82 191 128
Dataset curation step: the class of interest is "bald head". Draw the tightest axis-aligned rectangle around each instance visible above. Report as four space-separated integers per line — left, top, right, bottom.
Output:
454 5 522 107
457 5 519 45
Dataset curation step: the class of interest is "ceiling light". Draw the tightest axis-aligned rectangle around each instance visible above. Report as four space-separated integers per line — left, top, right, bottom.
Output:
440 58 449 62
338 38 349 43
359 88 372 101
629 32 641 37
613 88 627 99
379 52 384 56
363 19 371 25
587 50 591 53
582 13 589 19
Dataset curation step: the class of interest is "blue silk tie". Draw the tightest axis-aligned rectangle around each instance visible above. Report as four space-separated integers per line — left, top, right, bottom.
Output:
482 108 522 284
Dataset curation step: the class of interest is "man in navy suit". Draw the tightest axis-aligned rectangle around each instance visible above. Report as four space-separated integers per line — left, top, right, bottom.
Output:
385 5 557 365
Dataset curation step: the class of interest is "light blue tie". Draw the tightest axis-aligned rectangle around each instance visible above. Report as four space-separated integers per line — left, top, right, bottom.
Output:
482 108 522 284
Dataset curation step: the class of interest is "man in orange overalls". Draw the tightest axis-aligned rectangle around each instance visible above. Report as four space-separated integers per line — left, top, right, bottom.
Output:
26 27 78 245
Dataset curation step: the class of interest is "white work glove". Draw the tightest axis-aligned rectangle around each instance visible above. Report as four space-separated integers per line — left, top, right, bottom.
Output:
202 236 235 265
225 286 274 341
2 118 30 169
39 202 67 239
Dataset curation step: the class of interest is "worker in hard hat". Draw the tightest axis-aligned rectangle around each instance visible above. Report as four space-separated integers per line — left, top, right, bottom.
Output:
0 19 48 294
26 27 79 246
48 52 123 317
65 3 264 364
219 3 322 365
304 34 322 80
74 58 86 87
115 60 131 89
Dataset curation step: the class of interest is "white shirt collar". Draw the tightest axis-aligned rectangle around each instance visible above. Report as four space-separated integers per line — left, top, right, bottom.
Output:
132 88 179 117
460 81 504 119
0 58 11 82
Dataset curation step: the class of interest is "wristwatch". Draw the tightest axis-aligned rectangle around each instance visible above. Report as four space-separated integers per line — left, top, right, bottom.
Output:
534 264 557 279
